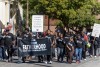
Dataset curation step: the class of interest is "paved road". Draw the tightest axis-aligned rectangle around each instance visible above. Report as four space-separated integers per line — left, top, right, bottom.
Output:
0 56 100 67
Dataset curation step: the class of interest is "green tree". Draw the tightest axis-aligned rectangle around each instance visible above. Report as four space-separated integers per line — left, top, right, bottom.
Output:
20 0 100 30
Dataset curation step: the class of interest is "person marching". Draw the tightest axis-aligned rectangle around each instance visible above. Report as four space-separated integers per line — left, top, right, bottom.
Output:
66 37 74 64
21 28 32 62
3 29 14 62
0 31 5 60
82 32 88 60
37 32 44 63
45 30 53 64
89 35 99 57
93 36 99 57
56 33 65 62
75 34 83 64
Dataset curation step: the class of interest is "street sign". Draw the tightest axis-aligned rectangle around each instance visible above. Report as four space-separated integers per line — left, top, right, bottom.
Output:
32 15 44 32
92 23 100 37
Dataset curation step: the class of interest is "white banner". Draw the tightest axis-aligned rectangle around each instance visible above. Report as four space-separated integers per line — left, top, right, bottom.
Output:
32 15 44 32
92 23 100 37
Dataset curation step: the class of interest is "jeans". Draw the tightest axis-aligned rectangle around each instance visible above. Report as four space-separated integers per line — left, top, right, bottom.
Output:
55 48 58 59
75 48 82 61
0 47 3 59
2 46 8 59
89 44 93 55
57 47 64 61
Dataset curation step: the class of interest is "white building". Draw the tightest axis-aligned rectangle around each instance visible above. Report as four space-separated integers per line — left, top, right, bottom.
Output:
0 0 9 26
0 0 23 34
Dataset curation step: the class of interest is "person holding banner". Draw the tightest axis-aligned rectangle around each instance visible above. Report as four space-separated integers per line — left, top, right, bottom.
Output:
45 30 53 64
37 32 44 63
21 28 32 62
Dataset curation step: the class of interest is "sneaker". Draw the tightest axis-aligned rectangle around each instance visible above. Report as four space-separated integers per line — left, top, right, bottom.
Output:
94 56 97 58
45 61 48 64
54 57 57 60
5 60 8 62
49 61 52 64
90 55 93 58
84 59 87 61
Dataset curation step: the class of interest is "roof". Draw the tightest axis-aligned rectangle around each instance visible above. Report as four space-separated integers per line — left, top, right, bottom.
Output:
0 20 5 29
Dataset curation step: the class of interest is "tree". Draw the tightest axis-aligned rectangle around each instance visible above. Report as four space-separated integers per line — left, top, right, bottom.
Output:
20 0 100 30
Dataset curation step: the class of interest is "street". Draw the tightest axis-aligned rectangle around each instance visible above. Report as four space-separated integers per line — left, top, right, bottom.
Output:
0 56 100 67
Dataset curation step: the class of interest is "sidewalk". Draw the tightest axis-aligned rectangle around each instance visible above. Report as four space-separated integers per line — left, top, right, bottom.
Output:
78 56 100 67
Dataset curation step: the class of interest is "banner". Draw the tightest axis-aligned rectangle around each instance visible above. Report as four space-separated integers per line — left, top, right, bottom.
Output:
32 15 44 32
92 23 100 37
18 38 51 57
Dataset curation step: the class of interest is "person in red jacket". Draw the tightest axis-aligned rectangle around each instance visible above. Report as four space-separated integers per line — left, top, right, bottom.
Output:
82 32 88 60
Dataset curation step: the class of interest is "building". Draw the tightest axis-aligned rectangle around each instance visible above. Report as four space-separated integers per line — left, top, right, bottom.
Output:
98 0 100 2
44 15 59 32
0 0 10 27
0 0 23 34
96 0 100 20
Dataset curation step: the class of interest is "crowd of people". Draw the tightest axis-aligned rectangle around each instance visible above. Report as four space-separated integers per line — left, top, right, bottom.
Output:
0 26 100 64
42 27 100 64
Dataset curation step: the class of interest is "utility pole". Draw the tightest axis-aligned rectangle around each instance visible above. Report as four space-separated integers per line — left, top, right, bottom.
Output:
48 0 52 30
26 0 29 28
8 0 10 23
